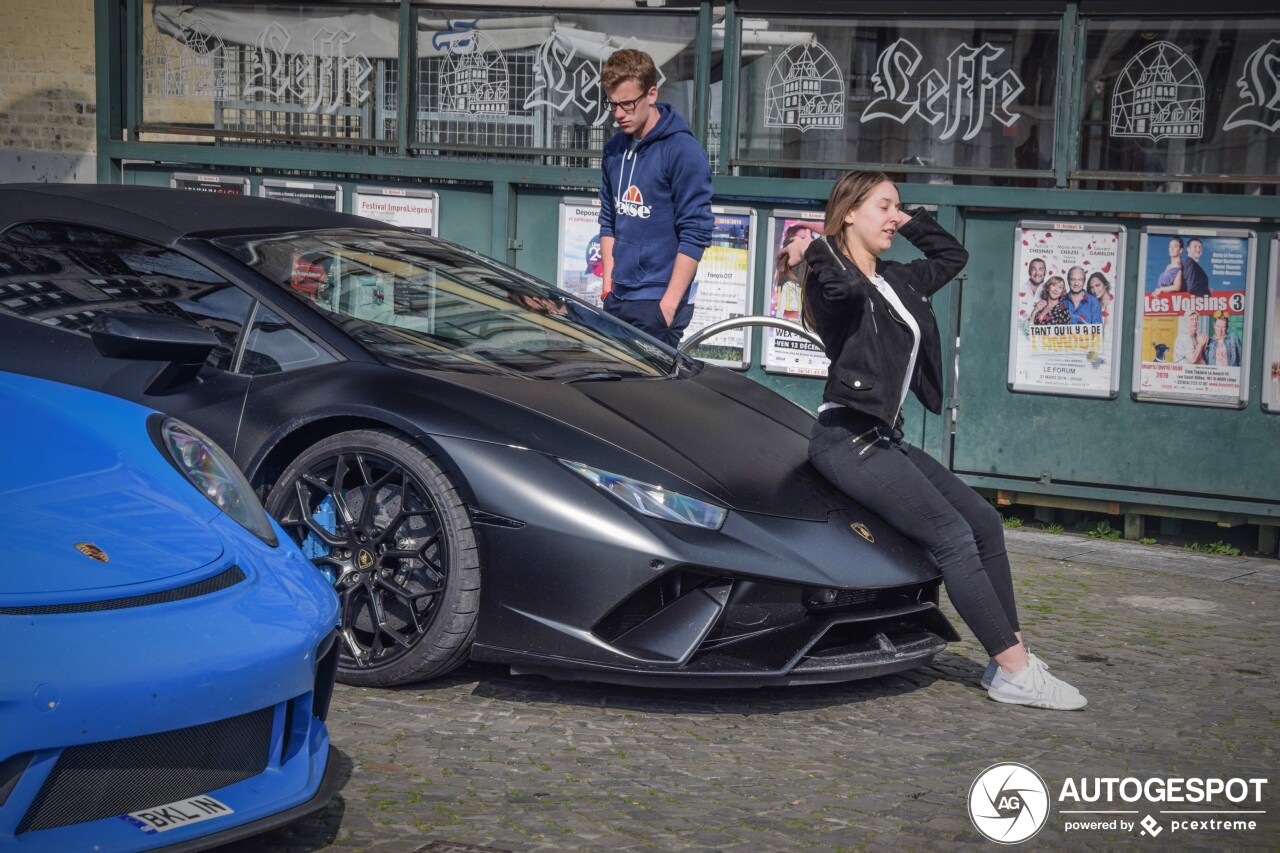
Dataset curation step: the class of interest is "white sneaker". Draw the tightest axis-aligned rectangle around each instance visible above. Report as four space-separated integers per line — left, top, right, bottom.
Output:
988 658 1087 710
983 650 1075 691
982 651 1073 692
1029 653 1082 696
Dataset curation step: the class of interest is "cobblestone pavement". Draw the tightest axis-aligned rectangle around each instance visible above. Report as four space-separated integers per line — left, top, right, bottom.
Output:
221 537 1279 852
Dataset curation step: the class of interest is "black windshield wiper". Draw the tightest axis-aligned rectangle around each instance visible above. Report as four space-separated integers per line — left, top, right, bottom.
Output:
561 370 627 384
667 353 695 378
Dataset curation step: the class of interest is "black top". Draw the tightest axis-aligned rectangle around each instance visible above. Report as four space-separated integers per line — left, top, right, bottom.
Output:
802 209 968 424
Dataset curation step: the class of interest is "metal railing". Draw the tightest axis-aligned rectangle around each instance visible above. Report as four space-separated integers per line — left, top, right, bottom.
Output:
679 316 824 353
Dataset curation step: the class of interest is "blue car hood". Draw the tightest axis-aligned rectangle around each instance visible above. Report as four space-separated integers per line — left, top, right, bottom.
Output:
1 373 224 598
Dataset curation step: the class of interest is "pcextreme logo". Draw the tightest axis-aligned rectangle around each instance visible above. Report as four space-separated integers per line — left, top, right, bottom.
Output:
967 764 1270 843
616 185 651 219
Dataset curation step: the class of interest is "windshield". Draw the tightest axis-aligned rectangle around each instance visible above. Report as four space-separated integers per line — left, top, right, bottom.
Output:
212 228 686 381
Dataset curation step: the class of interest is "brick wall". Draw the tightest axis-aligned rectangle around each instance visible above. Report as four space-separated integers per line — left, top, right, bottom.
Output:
0 0 97 182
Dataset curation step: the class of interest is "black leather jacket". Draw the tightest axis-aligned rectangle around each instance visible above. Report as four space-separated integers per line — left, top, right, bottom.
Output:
802 209 968 425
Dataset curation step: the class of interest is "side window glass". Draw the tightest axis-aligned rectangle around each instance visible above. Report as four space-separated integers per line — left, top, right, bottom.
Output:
0 222 250 370
240 303 336 376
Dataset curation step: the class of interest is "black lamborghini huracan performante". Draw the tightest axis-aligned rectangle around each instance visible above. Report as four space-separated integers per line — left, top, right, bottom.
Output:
0 184 959 688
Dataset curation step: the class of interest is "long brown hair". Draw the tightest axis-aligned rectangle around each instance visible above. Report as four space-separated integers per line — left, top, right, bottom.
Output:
781 170 893 330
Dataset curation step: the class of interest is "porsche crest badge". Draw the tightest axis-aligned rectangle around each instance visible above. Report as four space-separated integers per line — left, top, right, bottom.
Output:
75 542 109 562
850 522 875 543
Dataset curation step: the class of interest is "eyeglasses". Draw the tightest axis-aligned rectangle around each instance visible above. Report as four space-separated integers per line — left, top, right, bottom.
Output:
606 93 648 113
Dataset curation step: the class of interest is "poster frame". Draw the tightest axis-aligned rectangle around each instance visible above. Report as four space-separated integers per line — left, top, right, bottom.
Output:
683 205 758 371
169 172 249 195
1263 235 1279 413
762 208 829 377
555 196 605 307
352 185 438 235
259 178 343 212
1006 219 1128 399
1129 225 1256 409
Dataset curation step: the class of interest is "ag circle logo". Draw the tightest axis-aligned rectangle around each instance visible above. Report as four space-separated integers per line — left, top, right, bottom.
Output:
969 762 1050 844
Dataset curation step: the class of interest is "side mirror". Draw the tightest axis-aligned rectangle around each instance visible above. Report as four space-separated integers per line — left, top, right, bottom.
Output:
89 313 219 395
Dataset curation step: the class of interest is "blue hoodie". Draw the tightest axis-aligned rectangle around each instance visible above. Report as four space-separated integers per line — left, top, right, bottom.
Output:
597 104 714 302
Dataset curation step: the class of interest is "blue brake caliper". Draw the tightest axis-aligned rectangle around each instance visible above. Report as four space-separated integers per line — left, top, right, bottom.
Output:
302 495 339 586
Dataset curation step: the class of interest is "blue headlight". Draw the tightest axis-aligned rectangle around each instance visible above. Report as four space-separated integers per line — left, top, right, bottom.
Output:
154 417 278 547
559 459 726 530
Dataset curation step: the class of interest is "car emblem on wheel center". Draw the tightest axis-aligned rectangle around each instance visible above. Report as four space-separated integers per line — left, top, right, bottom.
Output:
355 548 375 570
74 542 109 562
850 522 875 543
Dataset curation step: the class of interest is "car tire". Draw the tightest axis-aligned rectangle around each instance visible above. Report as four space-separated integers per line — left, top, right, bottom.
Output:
266 429 479 686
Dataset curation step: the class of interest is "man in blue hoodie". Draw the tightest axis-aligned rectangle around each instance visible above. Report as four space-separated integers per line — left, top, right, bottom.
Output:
597 49 714 346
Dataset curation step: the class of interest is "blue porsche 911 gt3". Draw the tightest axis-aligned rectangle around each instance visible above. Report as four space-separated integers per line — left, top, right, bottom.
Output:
0 371 341 852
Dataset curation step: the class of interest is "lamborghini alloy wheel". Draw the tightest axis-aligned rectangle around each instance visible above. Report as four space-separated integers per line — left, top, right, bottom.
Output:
267 429 479 686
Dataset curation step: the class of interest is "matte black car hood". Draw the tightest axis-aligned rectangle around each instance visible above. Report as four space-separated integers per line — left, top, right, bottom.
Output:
416 364 844 522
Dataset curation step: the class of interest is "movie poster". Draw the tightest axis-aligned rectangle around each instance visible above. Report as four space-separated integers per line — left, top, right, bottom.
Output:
1007 222 1127 397
1131 227 1255 408
556 197 606 307
170 173 249 195
684 207 755 369
353 186 437 235
1266 236 1280 414
763 210 828 377
260 179 342 211
555 199 755 368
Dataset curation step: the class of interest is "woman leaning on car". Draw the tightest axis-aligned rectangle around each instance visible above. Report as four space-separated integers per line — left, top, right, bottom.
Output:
777 170 1086 711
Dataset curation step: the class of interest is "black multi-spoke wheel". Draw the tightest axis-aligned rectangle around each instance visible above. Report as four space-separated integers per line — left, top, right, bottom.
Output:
267 429 479 686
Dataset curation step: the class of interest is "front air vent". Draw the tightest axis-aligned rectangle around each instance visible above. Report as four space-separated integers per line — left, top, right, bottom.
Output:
0 566 245 616
468 508 525 528
0 752 33 807
593 569 719 643
17 707 273 834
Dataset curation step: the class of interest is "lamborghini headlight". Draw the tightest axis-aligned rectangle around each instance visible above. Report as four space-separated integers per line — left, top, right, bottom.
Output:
151 416 279 546
559 459 726 530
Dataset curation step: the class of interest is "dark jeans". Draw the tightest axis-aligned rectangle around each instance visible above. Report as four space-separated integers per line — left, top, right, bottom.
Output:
808 408 1020 657
602 292 695 348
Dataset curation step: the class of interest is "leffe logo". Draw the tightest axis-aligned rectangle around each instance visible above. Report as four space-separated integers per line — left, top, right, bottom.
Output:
861 38 1025 142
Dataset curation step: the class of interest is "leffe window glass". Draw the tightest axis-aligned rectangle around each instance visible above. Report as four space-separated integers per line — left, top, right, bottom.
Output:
413 8 704 166
142 1 400 147
733 17 1060 178
1079 18 1280 183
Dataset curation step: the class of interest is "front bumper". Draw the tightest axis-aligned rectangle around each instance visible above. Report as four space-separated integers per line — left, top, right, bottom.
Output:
483 572 959 688
0 516 341 850
437 436 959 687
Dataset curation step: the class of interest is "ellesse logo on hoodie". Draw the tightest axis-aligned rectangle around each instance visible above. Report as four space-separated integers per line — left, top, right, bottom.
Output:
615 185 652 219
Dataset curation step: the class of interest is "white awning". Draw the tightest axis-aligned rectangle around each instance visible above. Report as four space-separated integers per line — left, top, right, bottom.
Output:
154 4 688 63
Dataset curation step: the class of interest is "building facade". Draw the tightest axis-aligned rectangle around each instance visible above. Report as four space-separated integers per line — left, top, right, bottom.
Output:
5 0 1279 549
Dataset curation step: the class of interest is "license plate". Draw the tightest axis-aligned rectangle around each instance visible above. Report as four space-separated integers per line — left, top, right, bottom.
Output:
119 795 234 834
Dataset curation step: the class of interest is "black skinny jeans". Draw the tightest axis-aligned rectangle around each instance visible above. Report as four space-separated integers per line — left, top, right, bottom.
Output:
809 407 1020 657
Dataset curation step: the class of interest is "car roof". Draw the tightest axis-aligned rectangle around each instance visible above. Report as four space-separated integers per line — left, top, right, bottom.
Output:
0 183 384 246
